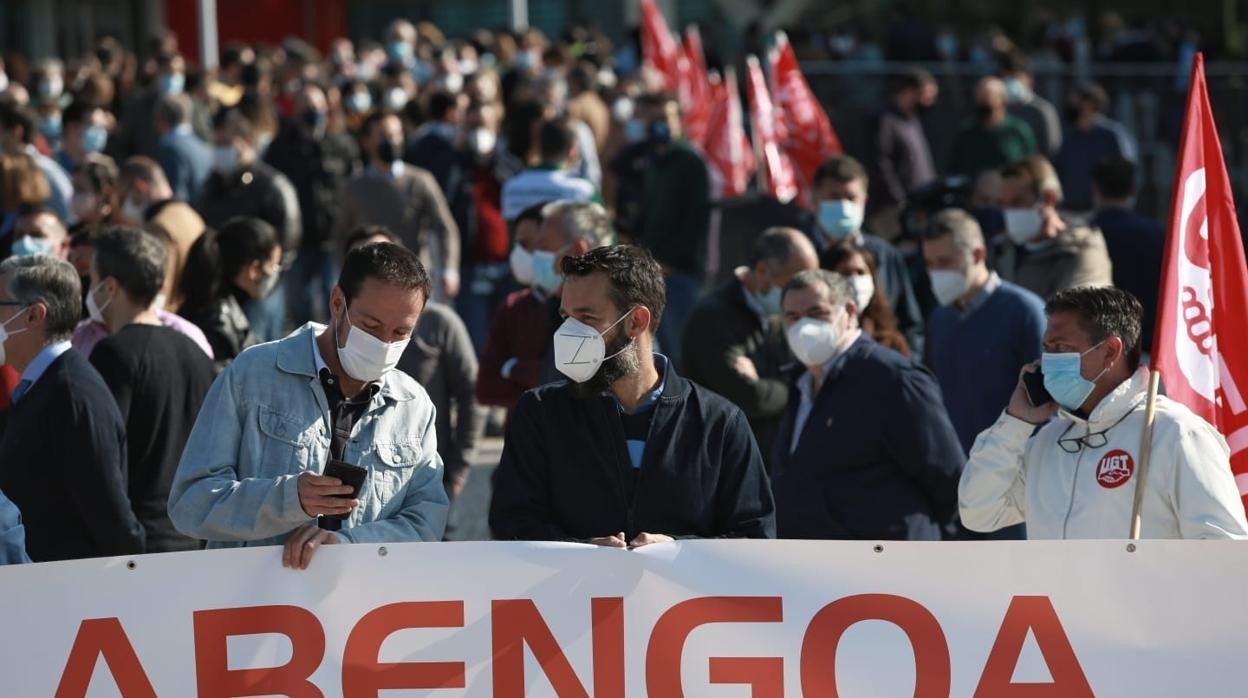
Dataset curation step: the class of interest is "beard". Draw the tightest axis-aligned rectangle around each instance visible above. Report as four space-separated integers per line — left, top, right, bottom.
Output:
571 327 640 399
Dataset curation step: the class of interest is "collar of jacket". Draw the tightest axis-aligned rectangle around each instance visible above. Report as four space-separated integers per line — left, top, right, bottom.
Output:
1058 366 1150 429
590 360 690 407
275 323 420 403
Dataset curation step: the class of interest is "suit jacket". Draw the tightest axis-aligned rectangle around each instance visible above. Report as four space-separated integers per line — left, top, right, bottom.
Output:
0 349 144 561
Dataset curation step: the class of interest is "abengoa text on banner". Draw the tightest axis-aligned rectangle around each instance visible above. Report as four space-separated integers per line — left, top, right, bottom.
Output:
2 540 1245 696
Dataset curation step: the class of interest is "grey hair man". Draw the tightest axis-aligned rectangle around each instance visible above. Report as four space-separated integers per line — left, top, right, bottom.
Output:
681 227 818 462
0 255 144 561
526 200 614 296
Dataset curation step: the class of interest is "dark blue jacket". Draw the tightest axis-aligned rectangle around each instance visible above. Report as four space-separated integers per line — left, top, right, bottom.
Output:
157 128 212 204
1091 207 1165 343
770 335 963 540
489 366 776 541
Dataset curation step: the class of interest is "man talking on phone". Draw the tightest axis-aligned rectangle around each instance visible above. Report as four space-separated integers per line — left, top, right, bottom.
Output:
959 286 1248 539
170 243 449 568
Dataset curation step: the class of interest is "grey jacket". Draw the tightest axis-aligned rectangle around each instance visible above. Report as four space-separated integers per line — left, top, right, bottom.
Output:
989 219 1113 301
168 324 449 547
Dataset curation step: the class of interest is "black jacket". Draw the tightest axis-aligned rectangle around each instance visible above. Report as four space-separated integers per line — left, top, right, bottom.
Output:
681 280 792 462
264 119 358 250
0 349 144 561
195 161 302 254
489 365 776 541
770 335 963 541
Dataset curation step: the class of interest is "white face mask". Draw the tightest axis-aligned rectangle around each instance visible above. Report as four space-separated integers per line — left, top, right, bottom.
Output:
786 315 841 367
553 310 635 384
847 275 874 312
1004 207 1044 245
928 269 970 306
0 308 30 366
509 245 534 286
86 280 111 324
122 196 146 222
336 311 409 382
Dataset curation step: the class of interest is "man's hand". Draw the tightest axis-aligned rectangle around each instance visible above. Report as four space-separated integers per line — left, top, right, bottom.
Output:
1006 361 1059 425
282 523 341 570
297 472 358 517
589 532 628 548
448 477 468 500
734 356 759 383
629 533 674 549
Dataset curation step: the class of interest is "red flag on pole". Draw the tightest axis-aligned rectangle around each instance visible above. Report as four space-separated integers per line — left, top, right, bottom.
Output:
639 0 682 92
681 25 714 149
745 54 799 204
703 67 755 199
1153 52 1248 507
768 31 842 202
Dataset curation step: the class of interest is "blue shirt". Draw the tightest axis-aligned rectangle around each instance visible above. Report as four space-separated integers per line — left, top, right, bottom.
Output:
613 354 669 468
14 340 72 403
790 330 862 454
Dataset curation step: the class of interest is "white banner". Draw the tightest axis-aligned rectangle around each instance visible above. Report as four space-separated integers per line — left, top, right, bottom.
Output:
2 540 1245 696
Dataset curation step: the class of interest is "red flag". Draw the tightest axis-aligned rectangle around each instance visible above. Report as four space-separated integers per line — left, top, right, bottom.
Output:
768 31 842 201
639 0 682 92
745 55 799 203
1153 52 1248 507
681 26 714 149
703 67 755 199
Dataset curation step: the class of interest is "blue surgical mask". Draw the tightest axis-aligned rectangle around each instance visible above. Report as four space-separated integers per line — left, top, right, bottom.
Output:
81 125 108 154
10 236 54 258
531 249 564 295
39 115 62 142
624 118 647 144
159 73 185 96
347 91 372 114
1041 341 1109 411
755 285 782 315
387 40 413 64
817 199 864 240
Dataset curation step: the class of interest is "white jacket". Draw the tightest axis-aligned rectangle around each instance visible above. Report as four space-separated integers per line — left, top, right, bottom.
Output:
959 367 1248 539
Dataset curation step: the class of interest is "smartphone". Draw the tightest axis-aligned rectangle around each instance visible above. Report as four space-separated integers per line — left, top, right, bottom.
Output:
321 460 367 520
1022 369 1053 407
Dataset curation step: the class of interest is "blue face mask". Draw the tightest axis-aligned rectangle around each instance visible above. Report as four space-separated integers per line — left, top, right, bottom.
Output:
817 199 864 240
10 235 54 258
159 73 185 96
531 248 564 295
387 40 413 64
755 285 782 315
39 116 62 142
81 125 108 154
1041 341 1108 411
624 118 647 144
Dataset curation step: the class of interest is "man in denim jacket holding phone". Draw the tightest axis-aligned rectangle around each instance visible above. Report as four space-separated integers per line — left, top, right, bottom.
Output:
170 243 448 568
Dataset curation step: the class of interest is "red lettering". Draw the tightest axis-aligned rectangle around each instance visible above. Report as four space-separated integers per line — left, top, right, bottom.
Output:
646 596 784 698
342 601 465 696
709 657 785 698
801 593 950 698
491 597 624 698
55 618 156 698
974 596 1093 697
193 605 325 698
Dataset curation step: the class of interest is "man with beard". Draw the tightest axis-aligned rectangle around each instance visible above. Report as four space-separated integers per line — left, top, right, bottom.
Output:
489 245 776 546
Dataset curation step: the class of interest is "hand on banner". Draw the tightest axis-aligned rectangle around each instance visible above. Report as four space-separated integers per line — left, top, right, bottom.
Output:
297 472 359 517
590 532 628 548
1007 361 1059 425
629 533 674 548
283 523 341 570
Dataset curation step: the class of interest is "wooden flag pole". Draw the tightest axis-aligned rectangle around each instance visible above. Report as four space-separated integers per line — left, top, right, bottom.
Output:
1129 369 1163 539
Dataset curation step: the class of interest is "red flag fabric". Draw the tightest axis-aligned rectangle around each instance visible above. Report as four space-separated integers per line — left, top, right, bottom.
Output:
768 31 842 200
681 26 714 149
703 67 755 199
745 55 799 203
1153 52 1248 506
639 0 682 93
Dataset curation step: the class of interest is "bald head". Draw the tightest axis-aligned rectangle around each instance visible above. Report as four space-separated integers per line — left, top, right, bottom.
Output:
747 227 820 296
974 77 1007 123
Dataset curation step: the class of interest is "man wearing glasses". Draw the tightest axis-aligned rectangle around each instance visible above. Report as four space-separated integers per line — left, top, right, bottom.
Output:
959 285 1248 539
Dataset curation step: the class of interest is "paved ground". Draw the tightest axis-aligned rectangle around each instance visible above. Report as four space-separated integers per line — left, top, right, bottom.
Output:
443 436 501 541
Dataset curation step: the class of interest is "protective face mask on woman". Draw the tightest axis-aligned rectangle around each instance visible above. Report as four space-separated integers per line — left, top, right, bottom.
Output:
847 275 875 312
553 310 635 383
336 310 409 383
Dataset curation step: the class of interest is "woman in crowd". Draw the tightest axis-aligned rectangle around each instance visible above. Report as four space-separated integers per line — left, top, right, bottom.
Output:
69 153 122 227
822 240 912 358
0 153 50 249
178 216 281 367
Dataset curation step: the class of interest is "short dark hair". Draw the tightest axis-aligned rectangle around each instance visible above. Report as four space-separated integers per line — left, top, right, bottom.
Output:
892 68 933 94
813 155 868 190
337 242 430 306
1091 156 1136 200
425 90 457 121
1045 286 1144 372
538 116 577 164
212 108 254 141
361 109 399 141
62 100 95 128
1071 82 1109 114
636 91 679 113
561 245 666 333
120 156 170 191
92 226 168 308
0 102 35 145
180 217 279 315
515 200 548 227
342 225 400 257
998 50 1032 77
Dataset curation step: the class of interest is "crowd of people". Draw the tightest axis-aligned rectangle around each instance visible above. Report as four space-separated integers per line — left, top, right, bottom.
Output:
0 15 1243 568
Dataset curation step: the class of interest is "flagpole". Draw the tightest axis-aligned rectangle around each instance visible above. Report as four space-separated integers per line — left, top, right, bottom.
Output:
1129 369 1162 539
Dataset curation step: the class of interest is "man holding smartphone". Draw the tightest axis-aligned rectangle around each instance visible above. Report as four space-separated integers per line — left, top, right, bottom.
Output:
170 243 449 568
959 286 1248 539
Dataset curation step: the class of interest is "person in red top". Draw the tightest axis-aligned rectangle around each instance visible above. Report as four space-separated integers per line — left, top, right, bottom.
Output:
476 200 614 416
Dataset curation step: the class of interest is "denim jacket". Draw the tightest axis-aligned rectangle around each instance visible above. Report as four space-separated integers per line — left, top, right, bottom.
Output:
0 488 29 565
169 324 449 547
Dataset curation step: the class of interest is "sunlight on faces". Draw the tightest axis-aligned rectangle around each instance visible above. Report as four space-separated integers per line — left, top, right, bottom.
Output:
782 282 855 332
921 235 972 273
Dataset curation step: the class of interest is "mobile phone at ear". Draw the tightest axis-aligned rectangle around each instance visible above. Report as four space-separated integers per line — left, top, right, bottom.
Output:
1022 369 1053 407
322 459 367 520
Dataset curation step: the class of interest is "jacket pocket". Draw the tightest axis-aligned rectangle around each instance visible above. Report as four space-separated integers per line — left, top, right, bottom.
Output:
369 441 424 503
257 407 309 474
